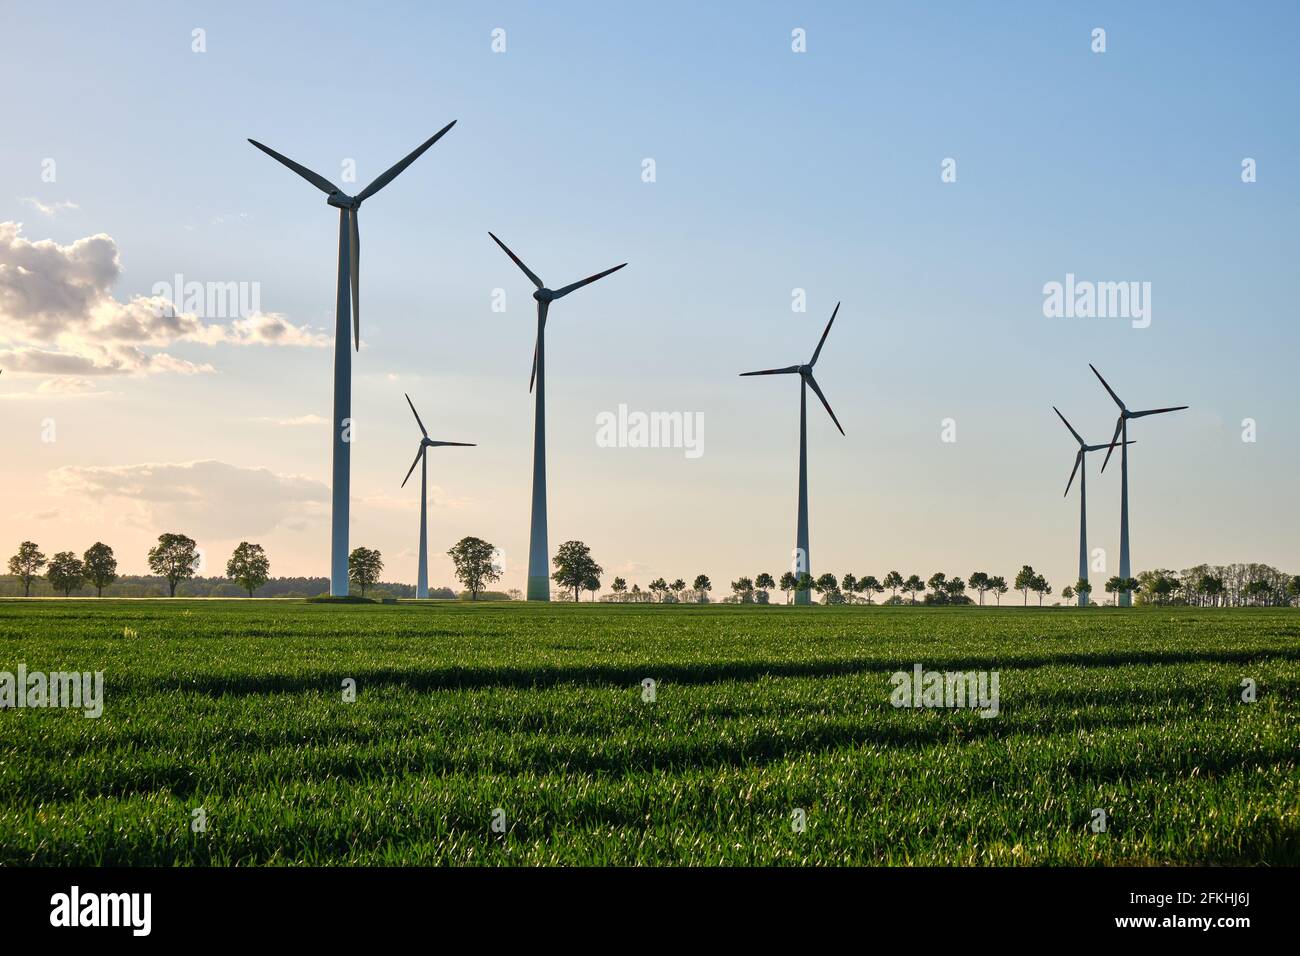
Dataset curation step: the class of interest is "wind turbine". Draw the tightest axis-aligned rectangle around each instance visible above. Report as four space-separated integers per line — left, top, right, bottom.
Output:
248 121 456 596
1089 364 1188 607
1053 407 1134 606
401 394 474 599
488 232 626 602
741 303 845 606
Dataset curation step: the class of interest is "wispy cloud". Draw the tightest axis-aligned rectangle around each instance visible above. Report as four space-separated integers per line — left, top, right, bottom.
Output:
49 459 330 539
255 413 328 427
19 198 79 217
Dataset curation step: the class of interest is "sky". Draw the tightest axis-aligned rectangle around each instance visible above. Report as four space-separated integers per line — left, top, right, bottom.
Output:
1 1 1297 596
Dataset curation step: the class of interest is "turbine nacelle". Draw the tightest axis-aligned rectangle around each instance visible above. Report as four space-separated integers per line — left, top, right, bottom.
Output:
326 192 360 210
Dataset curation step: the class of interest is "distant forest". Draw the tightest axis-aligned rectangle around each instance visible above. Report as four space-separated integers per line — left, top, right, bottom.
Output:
0 574 494 600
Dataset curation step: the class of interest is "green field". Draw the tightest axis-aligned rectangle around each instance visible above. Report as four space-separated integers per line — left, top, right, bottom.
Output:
1 600 1296 865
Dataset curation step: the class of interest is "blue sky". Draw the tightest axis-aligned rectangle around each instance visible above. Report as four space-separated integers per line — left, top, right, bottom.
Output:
2 1 1297 594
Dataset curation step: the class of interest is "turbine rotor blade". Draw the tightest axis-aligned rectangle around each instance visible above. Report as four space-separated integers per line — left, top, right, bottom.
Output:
401 445 424 488
349 209 360 351
405 393 428 437
1065 449 1082 496
355 120 456 203
810 301 840 366
1089 363 1126 410
806 373 845 436
529 301 548 393
247 139 339 194
1052 405 1085 446
1130 405 1189 418
489 232 543 289
1100 416 1124 473
739 365 800 376
553 262 627 298
426 441 476 447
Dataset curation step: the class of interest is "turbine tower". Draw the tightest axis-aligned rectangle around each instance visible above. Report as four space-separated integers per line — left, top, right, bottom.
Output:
488 232 627 601
248 122 455 596
741 303 845 605
1053 407 1133 606
401 394 474 599
1089 364 1188 607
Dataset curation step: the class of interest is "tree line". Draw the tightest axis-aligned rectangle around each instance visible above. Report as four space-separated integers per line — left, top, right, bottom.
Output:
10 535 1297 607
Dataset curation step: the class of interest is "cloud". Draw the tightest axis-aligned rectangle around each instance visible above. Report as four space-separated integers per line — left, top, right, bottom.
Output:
19 198 79 217
0 221 326 379
49 459 330 539
255 413 328 427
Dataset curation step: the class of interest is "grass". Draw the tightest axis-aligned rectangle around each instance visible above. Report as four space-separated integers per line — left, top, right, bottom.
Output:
0 599 1296 865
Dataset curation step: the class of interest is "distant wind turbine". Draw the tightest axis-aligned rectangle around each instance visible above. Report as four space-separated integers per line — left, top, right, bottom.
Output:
741 303 845 606
1089 364 1188 607
401 394 474 599
248 121 456 595
1053 406 1133 606
488 232 626 601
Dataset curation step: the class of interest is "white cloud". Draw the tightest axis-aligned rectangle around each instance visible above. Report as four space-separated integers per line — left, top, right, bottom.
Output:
49 459 330 539
0 221 326 379
19 198 79 217
255 413 328 427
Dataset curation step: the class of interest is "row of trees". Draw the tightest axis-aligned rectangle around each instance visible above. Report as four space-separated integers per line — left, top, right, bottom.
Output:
13 535 1299 608
7 536 273 598
1135 564 1300 607
9 537 288 599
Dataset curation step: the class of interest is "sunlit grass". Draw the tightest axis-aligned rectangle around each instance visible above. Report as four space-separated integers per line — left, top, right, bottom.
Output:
0 600 1295 865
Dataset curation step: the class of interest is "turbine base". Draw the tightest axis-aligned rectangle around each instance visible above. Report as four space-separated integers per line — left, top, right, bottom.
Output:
526 576 551 602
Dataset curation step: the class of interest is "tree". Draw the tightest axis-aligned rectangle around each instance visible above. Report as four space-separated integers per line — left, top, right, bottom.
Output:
927 572 947 601
883 570 904 601
649 577 669 603
552 540 602 603
82 542 118 597
860 575 883 604
1074 577 1092 603
903 574 924 604
969 571 990 605
1030 574 1051 606
226 541 271 597
1062 586 1075 602
840 573 858 603
1288 576 1300 607
988 576 1008 606
671 578 687 603
611 577 628 600
1015 565 1036 606
731 576 754 603
46 551 85 597
944 576 966 604
583 572 601 601
779 571 797 604
148 533 201 597
7 541 47 597
693 574 712 603
347 546 383 597
444 536 500 601
794 572 815 600
814 572 840 604
755 572 775 605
